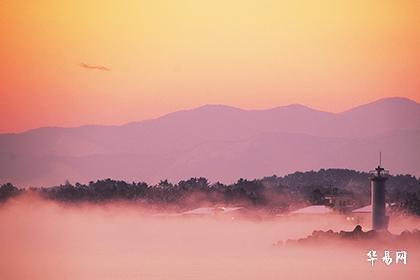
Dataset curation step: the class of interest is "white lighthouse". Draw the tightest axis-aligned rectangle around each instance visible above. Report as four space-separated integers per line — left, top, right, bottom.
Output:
369 153 389 231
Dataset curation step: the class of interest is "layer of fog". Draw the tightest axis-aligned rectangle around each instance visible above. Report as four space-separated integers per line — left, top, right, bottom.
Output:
1 195 419 280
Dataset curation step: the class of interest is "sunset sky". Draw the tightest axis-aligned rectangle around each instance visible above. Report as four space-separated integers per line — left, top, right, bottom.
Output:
0 0 419 133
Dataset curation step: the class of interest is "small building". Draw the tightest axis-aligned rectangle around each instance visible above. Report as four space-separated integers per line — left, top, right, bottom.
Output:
325 195 356 213
347 204 391 225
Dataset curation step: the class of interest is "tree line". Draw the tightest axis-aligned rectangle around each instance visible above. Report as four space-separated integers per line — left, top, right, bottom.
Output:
1 169 419 215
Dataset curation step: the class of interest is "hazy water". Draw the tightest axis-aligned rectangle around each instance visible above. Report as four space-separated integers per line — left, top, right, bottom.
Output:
1 196 419 280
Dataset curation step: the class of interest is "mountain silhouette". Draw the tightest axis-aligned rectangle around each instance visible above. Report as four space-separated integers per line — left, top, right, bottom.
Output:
0 97 419 187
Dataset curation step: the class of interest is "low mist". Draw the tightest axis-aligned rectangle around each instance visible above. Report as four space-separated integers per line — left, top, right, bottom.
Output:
1 195 419 280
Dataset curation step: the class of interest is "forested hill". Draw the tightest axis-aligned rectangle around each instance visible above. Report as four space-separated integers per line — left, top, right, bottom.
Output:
1 169 419 215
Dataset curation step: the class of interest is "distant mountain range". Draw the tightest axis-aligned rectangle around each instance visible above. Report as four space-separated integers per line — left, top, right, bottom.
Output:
1 97 419 187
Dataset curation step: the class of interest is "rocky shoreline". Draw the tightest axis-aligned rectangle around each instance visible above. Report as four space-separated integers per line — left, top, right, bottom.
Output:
276 225 420 247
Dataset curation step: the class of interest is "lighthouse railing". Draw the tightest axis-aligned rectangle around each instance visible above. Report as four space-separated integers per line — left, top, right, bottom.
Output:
368 169 389 178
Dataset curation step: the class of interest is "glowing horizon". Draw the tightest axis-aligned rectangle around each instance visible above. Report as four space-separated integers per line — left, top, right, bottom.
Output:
1 0 419 133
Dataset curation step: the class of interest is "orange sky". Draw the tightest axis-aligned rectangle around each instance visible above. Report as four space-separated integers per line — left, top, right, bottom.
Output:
0 0 419 133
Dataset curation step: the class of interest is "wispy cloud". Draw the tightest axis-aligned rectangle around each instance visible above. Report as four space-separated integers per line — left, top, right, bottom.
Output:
79 63 110 71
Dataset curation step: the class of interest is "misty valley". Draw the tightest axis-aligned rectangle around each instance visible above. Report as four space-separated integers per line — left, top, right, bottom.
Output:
1 168 420 279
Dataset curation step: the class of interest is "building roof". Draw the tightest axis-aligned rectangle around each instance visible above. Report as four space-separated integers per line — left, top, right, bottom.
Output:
181 206 243 215
352 205 372 213
290 205 333 214
352 204 390 213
